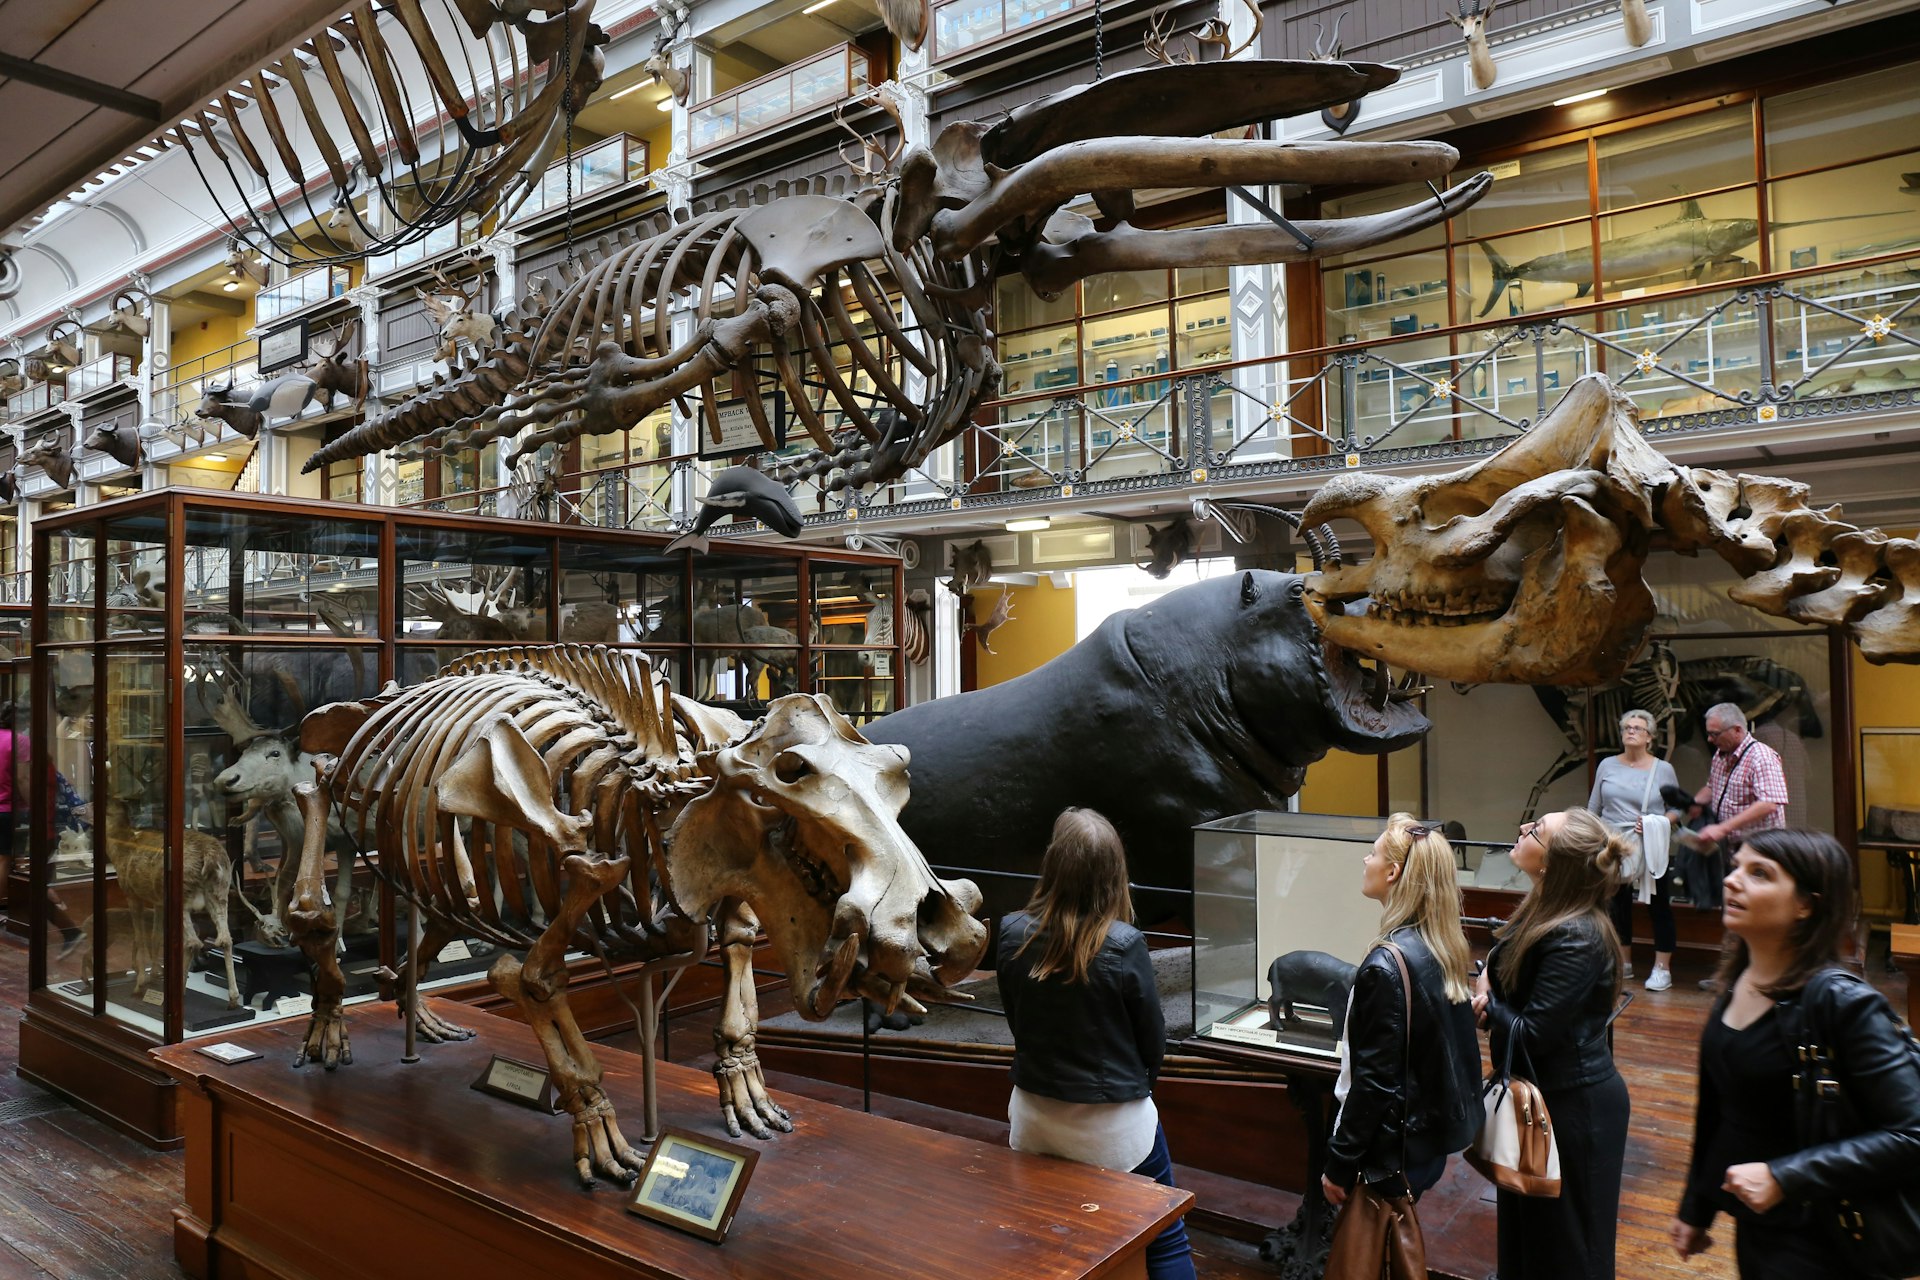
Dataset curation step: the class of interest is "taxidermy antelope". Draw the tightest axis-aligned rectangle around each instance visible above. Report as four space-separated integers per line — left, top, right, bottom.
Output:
304 60 1492 494
1447 0 1498 92
97 783 242 1009
284 646 988 1187
1312 15 1365 134
1620 0 1651 47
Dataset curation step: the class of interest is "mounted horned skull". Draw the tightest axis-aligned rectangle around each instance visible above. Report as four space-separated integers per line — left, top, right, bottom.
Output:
102 288 151 339
1303 375 1920 686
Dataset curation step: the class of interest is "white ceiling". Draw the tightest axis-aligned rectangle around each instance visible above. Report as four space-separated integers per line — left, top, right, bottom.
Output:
0 0 347 234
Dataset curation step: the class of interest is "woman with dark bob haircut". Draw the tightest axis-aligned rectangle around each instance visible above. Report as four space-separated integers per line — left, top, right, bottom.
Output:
1672 828 1920 1278
998 807 1195 1280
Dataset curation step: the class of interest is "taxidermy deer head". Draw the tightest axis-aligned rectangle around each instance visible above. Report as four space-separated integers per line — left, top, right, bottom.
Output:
417 268 496 361
1446 0 1498 92
1145 0 1261 65
1311 15 1365 135
1620 0 1651 47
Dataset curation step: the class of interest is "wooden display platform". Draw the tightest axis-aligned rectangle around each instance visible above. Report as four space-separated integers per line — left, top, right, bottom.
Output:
152 999 1189 1280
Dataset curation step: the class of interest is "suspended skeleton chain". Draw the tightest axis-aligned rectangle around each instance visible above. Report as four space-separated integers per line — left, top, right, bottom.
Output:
306 59 1494 491
288 645 987 1187
173 0 607 268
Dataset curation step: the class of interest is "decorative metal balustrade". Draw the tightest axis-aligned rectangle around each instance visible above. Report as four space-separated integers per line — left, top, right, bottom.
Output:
256 265 349 324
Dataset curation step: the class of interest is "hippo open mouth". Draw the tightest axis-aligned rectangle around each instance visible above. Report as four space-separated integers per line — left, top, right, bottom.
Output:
1313 616 1431 750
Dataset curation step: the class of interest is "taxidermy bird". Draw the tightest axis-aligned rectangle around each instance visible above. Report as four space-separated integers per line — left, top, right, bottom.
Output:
664 465 805 553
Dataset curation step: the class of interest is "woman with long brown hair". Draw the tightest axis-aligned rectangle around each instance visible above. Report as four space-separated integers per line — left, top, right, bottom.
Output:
1321 814 1481 1207
1472 807 1632 1280
999 807 1195 1280
1671 829 1920 1278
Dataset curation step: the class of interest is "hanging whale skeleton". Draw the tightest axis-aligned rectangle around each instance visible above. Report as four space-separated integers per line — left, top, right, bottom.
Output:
306 58 1494 494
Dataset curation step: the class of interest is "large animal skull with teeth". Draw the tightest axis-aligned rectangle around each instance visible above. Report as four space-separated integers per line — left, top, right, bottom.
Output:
1305 375 1920 685
670 694 987 1024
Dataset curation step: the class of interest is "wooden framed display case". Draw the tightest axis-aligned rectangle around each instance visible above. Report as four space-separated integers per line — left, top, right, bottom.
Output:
19 488 904 1146
0 598 30 921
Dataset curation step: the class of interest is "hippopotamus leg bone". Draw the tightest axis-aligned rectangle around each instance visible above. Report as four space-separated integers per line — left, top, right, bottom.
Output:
489 851 643 1188
712 900 792 1139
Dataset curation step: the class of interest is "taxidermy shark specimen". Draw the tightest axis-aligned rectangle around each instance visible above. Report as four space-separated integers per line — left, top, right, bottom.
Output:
1476 200 1900 317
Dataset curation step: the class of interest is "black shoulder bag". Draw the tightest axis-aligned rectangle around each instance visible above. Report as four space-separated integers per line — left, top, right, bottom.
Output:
1776 967 1920 1277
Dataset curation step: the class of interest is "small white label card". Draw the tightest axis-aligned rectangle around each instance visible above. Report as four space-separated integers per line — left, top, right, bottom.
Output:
470 1055 559 1112
195 1041 261 1064
437 940 473 963
274 994 315 1017
142 988 165 1007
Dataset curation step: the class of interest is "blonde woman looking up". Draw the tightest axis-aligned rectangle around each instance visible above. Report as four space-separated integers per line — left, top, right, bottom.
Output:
1590 708 1682 991
1472 808 1632 1280
998 808 1195 1280
1321 814 1482 1207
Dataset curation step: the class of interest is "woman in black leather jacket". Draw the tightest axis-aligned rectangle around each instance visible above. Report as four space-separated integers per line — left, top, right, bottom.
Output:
1671 828 1920 1279
1472 807 1630 1280
999 807 1195 1280
1321 814 1481 1207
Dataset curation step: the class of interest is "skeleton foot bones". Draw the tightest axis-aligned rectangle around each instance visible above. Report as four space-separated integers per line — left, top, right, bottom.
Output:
283 646 986 1187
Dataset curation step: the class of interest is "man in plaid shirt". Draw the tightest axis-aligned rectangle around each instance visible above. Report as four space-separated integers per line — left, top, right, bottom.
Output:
1693 701 1789 847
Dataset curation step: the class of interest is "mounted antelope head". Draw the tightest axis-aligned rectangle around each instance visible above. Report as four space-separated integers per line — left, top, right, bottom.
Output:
1446 0 1498 92
834 86 907 180
44 319 83 371
643 35 690 105
1311 13 1364 135
1620 0 1651 47
224 239 270 286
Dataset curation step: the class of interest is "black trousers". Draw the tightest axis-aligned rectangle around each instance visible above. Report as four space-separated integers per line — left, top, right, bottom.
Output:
1734 1213 1863 1279
1496 1070 1630 1280
1612 880 1677 955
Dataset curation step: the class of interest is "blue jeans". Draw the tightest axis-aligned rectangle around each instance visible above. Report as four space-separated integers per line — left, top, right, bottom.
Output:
1130 1123 1197 1280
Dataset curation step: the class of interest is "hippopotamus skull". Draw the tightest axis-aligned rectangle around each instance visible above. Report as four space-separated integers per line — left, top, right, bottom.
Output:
1304 375 1920 684
668 693 987 1020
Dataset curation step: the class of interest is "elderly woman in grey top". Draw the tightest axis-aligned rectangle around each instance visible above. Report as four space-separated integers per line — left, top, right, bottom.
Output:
1589 708 1681 991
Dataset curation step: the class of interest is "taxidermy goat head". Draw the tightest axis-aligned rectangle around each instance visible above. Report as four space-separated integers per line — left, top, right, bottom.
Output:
1303 374 1920 685
1446 0 1498 92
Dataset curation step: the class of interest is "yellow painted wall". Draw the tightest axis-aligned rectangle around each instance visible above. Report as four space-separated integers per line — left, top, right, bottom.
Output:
1852 529 1920 916
1299 749 1380 817
170 313 248 369
973 579 1076 687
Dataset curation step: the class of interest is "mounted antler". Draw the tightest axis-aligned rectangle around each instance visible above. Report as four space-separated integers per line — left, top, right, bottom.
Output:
1310 13 1366 134
1195 0 1263 60
834 86 907 179
195 657 270 746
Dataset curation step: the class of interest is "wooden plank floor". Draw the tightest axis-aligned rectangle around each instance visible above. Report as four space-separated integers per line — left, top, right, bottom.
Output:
1 926 1905 1280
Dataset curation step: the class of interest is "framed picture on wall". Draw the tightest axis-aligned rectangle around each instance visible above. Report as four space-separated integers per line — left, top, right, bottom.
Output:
258 319 308 374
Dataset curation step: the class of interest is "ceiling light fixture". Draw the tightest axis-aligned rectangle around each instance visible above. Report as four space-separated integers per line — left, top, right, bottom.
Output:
610 81 651 101
656 97 675 112
803 0 836 12
1005 516 1051 533
221 277 240 292
1552 88 1607 106
205 452 229 462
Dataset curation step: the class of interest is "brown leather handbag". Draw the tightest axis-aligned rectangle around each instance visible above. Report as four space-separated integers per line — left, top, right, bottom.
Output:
1324 943 1428 1280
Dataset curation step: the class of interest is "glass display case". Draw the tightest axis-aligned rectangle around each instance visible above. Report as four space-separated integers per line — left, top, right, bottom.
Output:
21 488 903 1145
1191 811 1397 1060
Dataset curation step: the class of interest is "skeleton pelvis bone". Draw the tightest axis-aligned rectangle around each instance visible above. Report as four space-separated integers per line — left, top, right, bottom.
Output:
1305 374 1920 685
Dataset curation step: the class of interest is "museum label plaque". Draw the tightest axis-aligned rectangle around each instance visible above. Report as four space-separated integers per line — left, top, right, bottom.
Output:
195 1042 262 1064
627 1126 760 1243
470 1054 560 1112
